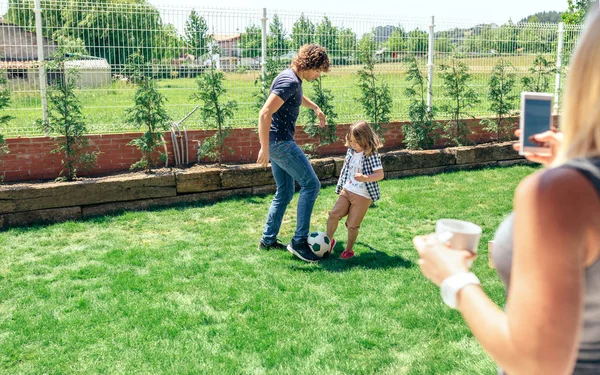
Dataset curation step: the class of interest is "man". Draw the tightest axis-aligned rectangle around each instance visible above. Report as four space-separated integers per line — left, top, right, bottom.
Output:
257 44 330 263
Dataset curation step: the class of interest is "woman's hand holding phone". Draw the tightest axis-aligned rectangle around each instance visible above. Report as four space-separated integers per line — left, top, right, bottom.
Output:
513 129 563 166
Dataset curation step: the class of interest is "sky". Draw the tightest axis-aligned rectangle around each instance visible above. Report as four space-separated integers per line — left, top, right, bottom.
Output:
149 0 569 26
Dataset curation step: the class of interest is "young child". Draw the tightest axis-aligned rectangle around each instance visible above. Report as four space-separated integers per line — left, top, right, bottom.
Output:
327 121 384 259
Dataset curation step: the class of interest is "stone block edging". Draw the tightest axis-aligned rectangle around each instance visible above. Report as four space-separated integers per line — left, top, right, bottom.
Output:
0 141 530 229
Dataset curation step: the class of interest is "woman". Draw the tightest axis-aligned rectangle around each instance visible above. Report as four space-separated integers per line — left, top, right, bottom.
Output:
413 8 600 375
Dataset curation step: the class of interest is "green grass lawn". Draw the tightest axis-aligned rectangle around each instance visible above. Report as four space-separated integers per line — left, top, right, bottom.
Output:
0 165 536 374
1 55 546 137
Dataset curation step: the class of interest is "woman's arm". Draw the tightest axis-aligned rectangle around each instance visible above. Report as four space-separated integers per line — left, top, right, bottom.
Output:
459 168 590 374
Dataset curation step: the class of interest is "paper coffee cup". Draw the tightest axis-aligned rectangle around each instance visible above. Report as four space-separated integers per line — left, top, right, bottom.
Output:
436 219 482 254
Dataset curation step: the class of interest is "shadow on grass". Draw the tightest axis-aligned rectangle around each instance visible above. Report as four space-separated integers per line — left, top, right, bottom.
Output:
290 241 414 273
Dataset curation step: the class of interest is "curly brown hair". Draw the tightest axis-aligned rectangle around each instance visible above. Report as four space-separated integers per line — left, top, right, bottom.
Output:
291 44 330 73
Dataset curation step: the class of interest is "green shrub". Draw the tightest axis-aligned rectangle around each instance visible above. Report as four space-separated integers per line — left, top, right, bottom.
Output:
403 56 439 150
0 74 12 180
480 58 519 141
192 60 237 166
439 55 480 146
356 33 392 140
303 75 338 154
126 76 171 173
38 56 99 181
521 54 556 93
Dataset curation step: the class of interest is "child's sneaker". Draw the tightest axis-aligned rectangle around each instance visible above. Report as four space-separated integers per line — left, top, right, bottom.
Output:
327 238 336 256
340 250 355 259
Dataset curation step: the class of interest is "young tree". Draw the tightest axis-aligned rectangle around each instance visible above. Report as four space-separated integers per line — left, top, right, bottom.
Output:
338 27 357 62
562 0 596 24
439 55 480 146
40 56 99 181
315 17 339 57
303 76 338 154
403 56 439 150
184 10 210 61
192 57 237 166
125 57 172 173
0 75 13 179
521 54 556 93
291 14 315 51
267 14 289 57
355 33 392 139
6 0 175 69
239 25 262 59
383 27 406 60
480 58 519 141
406 29 429 55
254 15 290 110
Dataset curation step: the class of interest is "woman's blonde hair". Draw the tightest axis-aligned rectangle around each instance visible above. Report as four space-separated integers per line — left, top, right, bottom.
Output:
554 6 600 165
345 121 383 157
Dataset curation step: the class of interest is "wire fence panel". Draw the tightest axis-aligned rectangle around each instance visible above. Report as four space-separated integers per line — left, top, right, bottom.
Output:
0 1 584 137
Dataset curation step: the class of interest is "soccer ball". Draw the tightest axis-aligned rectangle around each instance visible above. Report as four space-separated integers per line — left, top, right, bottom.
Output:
307 231 331 258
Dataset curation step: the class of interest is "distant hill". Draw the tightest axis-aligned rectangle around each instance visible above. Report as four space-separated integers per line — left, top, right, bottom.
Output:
518 11 563 24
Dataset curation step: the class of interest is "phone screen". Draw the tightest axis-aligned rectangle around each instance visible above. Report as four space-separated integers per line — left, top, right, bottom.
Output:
523 98 552 147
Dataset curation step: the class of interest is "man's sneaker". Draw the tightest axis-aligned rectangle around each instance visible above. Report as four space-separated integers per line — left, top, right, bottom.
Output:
287 240 320 263
258 239 287 251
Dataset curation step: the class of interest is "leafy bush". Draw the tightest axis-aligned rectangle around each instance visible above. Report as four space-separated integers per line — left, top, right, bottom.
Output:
126 76 171 173
356 33 392 140
303 75 338 154
0 75 12 180
403 56 439 150
39 56 99 181
521 54 556 93
439 55 480 146
480 58 519 141
192 60 237 166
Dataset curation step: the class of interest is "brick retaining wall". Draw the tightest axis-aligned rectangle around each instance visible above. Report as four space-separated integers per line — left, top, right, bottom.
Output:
1 118 518 182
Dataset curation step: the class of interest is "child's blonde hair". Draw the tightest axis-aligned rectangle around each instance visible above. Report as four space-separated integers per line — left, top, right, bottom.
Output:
344 121 383 157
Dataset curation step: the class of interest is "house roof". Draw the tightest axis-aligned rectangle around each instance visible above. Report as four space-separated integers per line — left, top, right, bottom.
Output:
212 33 241 42
0 17 58 61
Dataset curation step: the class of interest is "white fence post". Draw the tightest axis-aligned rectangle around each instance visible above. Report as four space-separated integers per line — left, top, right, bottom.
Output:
554 22 565 115
427 16 435 112
261 8 267 91
34 0 48 126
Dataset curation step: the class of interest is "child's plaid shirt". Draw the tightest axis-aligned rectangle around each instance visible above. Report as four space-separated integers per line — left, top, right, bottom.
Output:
335 148 383 202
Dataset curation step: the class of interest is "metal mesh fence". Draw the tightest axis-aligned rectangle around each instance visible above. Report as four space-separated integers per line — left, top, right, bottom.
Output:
0 0 584 137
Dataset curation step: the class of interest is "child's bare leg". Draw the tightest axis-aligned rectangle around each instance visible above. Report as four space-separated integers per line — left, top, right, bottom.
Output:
328 191 351 240
326 216 339 240
344 193 372 252
346 226 359 251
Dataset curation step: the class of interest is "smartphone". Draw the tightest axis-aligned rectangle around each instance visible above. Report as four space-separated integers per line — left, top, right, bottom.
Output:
519 92 553 156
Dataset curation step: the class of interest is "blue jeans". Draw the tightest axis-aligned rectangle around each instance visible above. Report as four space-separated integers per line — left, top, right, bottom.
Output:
262 140 321 244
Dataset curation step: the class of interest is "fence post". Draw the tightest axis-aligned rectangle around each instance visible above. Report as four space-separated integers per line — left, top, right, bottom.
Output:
34 0 48 127
261 8 267 91
427 16 435 112
553 22 565 115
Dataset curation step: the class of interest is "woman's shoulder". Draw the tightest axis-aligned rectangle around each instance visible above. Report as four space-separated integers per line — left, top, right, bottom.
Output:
516 166 598 215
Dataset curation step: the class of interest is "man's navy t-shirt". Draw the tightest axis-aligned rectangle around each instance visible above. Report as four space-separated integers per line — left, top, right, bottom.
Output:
269 68 303 141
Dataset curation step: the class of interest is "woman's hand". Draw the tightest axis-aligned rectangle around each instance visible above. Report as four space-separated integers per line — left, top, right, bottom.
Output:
513 129 563 166
413 234 476 286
